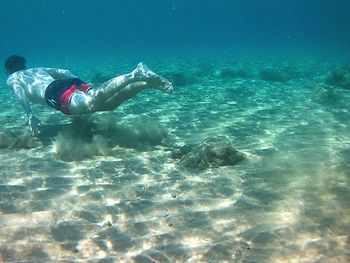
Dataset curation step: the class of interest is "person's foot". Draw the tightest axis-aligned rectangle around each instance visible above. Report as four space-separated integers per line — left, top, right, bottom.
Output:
133 62 173 93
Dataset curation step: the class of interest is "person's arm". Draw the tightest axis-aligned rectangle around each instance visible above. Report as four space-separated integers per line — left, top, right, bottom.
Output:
43 68 78 80
12 83 41 136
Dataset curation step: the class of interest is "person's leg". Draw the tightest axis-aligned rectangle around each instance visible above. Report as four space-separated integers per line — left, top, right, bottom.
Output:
68 63 173 114
101 81 150 110
95 62 172 101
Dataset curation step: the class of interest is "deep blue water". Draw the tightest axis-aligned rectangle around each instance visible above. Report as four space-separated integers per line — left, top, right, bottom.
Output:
1 1 350 262
1 0 350 59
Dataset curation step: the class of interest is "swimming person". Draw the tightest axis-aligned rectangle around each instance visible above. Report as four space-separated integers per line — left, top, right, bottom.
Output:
4 55 173 136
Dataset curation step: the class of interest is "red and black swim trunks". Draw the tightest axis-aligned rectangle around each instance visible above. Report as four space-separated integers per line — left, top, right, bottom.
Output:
45 78 91 114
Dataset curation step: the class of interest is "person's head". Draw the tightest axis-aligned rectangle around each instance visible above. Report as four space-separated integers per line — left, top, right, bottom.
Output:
4 55 26 76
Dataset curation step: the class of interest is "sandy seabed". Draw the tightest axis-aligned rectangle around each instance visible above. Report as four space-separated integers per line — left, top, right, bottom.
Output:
0 53 349 262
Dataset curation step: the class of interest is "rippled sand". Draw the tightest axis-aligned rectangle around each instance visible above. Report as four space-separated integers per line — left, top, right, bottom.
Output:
0 53 349 262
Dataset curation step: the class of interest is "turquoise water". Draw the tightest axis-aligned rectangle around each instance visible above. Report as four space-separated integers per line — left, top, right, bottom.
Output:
0 52 349 262
1 1 350 262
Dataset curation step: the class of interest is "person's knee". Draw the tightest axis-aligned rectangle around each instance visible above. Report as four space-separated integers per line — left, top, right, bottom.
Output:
69 92 95 114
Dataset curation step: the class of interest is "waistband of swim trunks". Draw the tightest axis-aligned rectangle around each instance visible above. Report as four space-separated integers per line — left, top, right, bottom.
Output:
59 83 91 114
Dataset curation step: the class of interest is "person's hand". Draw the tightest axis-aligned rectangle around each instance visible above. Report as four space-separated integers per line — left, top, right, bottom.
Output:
28 115 42 136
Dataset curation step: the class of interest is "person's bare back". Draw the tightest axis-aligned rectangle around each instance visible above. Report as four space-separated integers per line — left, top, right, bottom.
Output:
5 55 173 136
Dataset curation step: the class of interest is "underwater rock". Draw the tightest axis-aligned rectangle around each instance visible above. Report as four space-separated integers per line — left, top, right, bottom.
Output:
90 72 114 85
325 69 350 89
172 136 245 170
219 68 252 79
310 86 341 105
259 68 295 82
195 63 215 78
166 72 194 86
0 131 41 149
102 221 112 228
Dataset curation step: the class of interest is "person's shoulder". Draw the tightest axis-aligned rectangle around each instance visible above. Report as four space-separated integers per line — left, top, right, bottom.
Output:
6 67 40 85
6 70 23 84
37 67 66 73
10 67 43 75
26 67 48 72
23 67 57 72
19 67 58 76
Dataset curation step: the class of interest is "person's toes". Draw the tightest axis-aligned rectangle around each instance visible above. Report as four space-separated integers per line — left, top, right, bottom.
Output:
133 62 173 93
133 62 152 78
160 77 173 93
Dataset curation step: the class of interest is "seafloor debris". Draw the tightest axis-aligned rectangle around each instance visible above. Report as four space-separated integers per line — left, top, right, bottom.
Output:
259 68 299 82
325 69 350 89
0 130 41 149
219 68 252 79
172 136 245 170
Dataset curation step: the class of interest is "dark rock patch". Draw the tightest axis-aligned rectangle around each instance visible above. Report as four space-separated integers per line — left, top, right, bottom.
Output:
166 72 195 86
90 72 114 85
219 68 252 79
259 68 296 82
310 86 342 105
172 136 245 170
0 131 41 149
326 69 350 89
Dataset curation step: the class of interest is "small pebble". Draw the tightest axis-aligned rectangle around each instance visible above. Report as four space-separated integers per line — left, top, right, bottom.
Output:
103 221 112 227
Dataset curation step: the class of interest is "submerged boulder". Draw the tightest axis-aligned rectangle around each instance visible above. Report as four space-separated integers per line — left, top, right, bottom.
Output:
167 72 190 86
219 68 252 79
172 136 245 170
325 69 350 89
259 68 296 82
90 72 114 85
0 131 41 149
310 86 341 105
